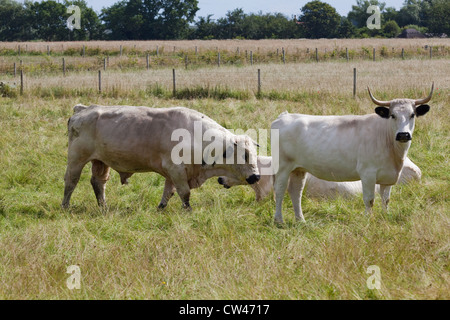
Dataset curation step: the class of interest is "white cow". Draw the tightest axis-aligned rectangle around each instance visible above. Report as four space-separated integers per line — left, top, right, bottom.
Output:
62 105 260 210
218 156 421 200
271 84 433 223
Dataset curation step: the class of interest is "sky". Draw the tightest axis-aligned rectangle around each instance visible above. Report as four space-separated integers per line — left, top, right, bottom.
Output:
51 0 407 18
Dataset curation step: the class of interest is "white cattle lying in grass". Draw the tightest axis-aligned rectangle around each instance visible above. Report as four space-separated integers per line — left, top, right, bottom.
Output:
218 156 421 201
62 105 260 210
270 84 433 223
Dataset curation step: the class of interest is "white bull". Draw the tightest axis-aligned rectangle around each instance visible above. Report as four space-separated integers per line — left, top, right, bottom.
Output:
62 105 260 210
218 156 421 200
271 84 433 223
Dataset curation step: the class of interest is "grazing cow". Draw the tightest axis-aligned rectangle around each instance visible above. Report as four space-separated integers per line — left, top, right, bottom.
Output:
62 105 260 210
218 156 421 200
271 84 433 223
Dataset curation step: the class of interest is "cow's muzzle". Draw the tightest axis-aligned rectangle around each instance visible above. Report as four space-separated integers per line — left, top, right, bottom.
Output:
396 132 412 143
218 177 231 189
246 174 261 185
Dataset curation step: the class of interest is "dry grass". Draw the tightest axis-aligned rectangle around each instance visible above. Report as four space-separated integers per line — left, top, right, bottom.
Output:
2 39 449 54
3 59 448 102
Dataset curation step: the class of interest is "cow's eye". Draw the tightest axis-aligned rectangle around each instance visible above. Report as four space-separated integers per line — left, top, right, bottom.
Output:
410 114 415 119
244 152 249 163
390 114 396 119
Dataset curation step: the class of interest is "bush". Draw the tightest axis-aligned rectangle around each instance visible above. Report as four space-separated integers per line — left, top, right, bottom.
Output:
383 20 401 38
0 82 18 98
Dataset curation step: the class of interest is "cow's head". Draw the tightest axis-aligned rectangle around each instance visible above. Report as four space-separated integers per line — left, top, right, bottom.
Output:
218 135 260 185
218 175 242 189
369 83 433 143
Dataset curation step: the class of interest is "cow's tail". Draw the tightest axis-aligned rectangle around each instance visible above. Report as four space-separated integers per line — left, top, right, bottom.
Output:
67 104 88 139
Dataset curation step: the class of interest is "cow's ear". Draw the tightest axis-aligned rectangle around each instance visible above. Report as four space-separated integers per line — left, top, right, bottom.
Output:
375 107 390 119
416 104 430 117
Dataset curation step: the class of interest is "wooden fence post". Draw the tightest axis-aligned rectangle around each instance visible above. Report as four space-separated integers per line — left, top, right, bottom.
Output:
63 58 66 76
172 69 176 97
282 48 286 64
98 70 102 93
430 46 432 59
217 52 221 67
346 48 349 62
401 48 405 60
104 57 107 71
353 68 357 99
20 70 24 95
14 63 16 77
147 54 150 70
315 48 319 62
257 69 261 97
250 51 253 65
373 48 376 61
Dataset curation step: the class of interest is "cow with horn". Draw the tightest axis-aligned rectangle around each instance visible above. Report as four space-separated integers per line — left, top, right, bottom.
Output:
271 84 433 223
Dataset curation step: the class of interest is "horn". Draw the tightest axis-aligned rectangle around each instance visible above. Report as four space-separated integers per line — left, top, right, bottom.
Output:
367 87 391 106
414 82 434 105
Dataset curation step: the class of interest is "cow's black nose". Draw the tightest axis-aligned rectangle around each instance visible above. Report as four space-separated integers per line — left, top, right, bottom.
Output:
218 177 224 185
246 174 261 185
396 132 412 142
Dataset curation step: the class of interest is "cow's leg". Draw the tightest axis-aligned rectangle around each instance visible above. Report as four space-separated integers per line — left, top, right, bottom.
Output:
379 184 392 212
360 174 377 215
287 169 307 222
62 160 87 209
158 179 176 210
165 168 192 210
274 166 293 224
90 160 111 207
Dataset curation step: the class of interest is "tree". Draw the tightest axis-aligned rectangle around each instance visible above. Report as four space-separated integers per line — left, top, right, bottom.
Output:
64 0 104 40
216 8 246 39
101 0 199 40
193 14 217 39
347 0 386 28
0 0 30 41
397 0 422 26
425 0 450 34
299 1 341 39
27 0 69 41
338 17 357 38
382 20 401 37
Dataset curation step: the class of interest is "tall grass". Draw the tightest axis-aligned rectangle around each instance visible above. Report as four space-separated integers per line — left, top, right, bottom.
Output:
0 53 448 299
1 39 449 74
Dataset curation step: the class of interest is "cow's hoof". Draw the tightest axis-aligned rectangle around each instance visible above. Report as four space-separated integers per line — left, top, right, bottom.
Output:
157 203 167 210
182 204 192 211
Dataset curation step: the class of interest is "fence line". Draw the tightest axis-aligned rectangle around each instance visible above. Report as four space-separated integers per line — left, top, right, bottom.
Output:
12 66 386 100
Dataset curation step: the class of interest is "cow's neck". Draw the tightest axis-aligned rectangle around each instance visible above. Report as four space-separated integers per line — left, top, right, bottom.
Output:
386 127 410 172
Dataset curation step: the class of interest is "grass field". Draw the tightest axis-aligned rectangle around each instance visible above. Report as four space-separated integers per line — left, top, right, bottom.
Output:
0 39 449 300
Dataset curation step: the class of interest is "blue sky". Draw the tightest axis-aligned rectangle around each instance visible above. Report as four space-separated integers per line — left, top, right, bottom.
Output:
40 1 407 18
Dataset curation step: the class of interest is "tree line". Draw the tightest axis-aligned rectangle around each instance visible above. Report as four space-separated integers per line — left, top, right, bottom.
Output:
0 0 448 41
